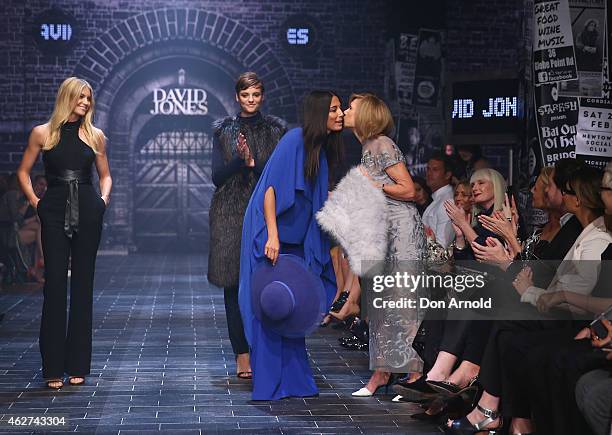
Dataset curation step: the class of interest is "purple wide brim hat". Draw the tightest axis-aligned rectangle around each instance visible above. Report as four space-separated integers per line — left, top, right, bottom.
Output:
251 254 327 338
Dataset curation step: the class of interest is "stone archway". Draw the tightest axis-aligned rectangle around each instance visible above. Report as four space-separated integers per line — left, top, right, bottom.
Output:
73 9 297 251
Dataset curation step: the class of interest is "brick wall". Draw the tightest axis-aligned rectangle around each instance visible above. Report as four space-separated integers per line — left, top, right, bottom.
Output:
445 0 525 178
1 0 530 250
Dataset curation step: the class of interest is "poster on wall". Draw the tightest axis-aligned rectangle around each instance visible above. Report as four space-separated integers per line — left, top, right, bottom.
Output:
535 82 578 164
412 29 443 108
575 97 612 169
559 0 606 97
395 111 422 166
395 33 418 113
533 0 578 85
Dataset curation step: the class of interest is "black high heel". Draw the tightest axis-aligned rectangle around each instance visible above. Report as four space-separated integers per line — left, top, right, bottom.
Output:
443 404 503 434
428 376 480 397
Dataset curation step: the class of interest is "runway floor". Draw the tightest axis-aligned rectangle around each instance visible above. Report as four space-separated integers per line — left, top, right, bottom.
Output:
0 254 440 434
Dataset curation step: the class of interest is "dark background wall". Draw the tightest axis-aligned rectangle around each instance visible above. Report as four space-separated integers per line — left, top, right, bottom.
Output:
0 0 528 252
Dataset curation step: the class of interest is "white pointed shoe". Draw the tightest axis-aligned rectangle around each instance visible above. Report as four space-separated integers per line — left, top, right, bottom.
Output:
352 387 374 397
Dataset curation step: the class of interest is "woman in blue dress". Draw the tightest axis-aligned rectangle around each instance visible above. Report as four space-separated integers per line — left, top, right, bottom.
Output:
238 90 344 400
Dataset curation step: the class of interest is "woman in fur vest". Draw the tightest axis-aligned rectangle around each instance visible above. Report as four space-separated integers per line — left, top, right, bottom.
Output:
208 72 286 379
343 93 426 397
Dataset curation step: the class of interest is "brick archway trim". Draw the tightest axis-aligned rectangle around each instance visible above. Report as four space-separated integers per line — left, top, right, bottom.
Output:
73 8 296 120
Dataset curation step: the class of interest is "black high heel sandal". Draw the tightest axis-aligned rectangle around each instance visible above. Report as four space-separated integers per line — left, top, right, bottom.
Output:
428 376 480 397
444 404 503 434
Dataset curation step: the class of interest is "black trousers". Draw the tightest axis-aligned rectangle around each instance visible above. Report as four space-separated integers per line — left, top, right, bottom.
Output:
224 285 249 355
478 320 576 417
439 320 492 366
527 338 607 435
37 185 104 378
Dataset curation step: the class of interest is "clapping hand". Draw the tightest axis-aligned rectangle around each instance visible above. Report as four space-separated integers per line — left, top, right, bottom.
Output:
512 266 533 295
237 133 255 167
472 237 511 265
479 195 518 240
444 200 470 228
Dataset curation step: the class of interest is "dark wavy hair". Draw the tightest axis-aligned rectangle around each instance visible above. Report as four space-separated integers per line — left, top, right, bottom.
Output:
301 90 344 183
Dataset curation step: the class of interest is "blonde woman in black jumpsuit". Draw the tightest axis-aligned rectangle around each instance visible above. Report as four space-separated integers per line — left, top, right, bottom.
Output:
17 77 112 389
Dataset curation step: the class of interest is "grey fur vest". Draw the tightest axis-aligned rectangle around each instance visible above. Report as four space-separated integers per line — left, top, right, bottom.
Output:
207 114 286 288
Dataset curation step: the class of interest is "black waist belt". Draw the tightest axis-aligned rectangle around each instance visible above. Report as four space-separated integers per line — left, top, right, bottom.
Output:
47 170 92 238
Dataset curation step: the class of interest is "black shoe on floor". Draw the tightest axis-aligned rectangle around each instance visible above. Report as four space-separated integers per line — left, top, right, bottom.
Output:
392 376 438 402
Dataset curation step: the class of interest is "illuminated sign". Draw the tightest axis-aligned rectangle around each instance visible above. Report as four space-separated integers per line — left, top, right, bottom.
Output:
32 9 78 55
150 69 208 116
287 28 309 45
40 24 72 41
448 77 524 144
281 15 319 57
452 97 518 119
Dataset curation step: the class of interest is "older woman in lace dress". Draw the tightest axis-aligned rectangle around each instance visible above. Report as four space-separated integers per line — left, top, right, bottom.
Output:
343 93 426 396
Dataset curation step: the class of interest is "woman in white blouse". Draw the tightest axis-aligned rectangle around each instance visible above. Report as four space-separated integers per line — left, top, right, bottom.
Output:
513 165 612 309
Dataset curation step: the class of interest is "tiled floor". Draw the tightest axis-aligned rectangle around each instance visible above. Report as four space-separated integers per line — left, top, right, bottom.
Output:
0 255 441 434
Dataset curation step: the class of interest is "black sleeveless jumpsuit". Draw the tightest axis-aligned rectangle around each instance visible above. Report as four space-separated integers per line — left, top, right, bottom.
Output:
37 118 106 379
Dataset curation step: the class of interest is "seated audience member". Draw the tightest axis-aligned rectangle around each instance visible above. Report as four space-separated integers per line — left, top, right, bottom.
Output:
412 176 432 216
444 168 507 260
446 163 611 435
453 179 473 223
472 160 585 277
423 153 455 248
392 170 507 407
513 165 611 308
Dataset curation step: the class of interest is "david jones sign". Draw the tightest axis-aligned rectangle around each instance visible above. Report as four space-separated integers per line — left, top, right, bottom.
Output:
150 69 208 116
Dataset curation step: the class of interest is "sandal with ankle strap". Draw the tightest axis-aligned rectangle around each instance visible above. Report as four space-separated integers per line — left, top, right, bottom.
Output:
428 376 480 397
444 404 503 434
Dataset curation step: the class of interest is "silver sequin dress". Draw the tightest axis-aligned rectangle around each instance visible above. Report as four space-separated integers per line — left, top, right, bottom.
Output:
361 135 426 373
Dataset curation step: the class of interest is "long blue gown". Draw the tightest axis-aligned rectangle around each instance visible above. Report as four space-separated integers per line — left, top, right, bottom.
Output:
238 127 336 400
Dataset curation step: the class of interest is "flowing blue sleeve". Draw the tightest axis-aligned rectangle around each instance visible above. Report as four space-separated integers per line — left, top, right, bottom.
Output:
238 128 306 343
238 128 336 344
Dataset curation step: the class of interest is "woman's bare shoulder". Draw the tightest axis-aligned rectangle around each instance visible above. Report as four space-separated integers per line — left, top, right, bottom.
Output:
31 123 50 135
29 123 50 145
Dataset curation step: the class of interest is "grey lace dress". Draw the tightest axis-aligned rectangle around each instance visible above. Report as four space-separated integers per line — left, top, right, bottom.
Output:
361 135 426 373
